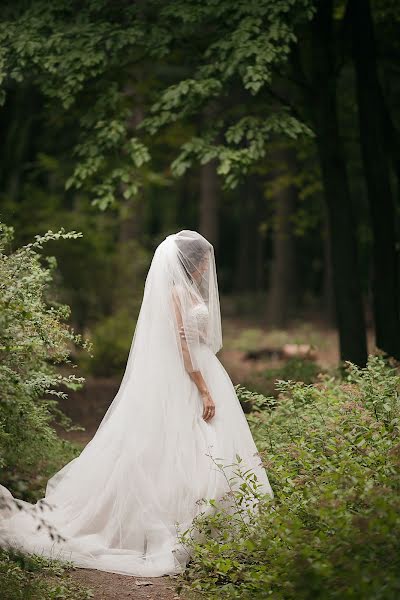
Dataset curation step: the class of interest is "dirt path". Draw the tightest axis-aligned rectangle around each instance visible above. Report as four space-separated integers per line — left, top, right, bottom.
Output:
66 568 181 599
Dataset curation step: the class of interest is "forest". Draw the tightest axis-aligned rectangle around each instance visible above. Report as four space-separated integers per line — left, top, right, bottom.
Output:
0 1 399 599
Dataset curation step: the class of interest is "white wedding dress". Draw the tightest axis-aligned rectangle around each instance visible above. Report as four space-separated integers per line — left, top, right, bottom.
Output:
0 231 273 577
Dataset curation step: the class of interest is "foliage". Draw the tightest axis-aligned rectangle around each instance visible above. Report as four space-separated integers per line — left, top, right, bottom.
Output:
140 0 315 190
168 114 313 190
0 548 93 600
76 233 149 377
240 358 322 399
0 223 88 499
82 308 137 377
177 355 400 599
0 1 153 209
264 356 321 385
0 0 315 208
226 322 328 354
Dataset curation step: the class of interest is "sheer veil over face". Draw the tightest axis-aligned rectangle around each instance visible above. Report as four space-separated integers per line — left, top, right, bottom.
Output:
94 229 222 433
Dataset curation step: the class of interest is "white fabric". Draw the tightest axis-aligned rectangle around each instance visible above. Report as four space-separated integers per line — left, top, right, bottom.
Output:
0 230 273 577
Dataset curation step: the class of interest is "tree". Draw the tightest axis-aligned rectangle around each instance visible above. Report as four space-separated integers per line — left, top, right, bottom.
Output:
304 0 367 365
265 146 297 327
348 0 400 359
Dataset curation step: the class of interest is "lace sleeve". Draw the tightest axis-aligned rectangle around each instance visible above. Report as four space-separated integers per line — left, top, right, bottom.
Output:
172 287 197 373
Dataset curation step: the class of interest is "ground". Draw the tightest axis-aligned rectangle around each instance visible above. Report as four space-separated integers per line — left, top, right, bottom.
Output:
66 568 180 600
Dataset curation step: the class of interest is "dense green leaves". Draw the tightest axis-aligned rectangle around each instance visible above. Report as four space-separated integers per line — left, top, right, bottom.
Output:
170 114 313 188
0 548 93 600
0 2 153 208
0 223 88 497
0 0 315 207
178 356 400 599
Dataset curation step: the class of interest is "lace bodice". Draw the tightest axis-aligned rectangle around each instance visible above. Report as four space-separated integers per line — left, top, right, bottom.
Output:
180 302 209 345
189 303 209 333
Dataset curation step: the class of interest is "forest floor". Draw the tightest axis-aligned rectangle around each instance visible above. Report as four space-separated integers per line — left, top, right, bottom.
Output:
65 567 180 600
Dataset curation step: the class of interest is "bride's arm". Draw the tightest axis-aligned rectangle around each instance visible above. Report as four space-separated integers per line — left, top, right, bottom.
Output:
172 288 215 421
172 287 196 373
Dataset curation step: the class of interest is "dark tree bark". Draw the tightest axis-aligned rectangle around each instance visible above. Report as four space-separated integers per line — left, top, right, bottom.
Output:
0 87 38 201
308 0 367 365
348 0 400 359
113 99 145 311
235 177 266 292
265 148 297 327
236 179 255 291
199 104 219 250
199 158 219 250
322 212 335 325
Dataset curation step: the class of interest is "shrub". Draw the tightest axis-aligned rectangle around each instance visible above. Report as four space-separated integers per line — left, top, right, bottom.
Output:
0 223 89 500
0 548 93 600
177 355 400 599
268 356 321 385
0 223 94 598
81 308 137 377
242 357 322 398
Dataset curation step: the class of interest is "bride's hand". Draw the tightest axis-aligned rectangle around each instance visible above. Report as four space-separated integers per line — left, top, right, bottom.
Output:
201 389 215 421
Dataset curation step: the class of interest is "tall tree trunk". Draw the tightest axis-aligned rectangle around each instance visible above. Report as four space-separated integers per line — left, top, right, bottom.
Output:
199 104 219 250
199 158 219 250
322 212 335 325
348 0 400 359
255 198 265 293
309 0 367 365
0 87 37 201
113 98 145 311
235 177 265 292
266 148 297 327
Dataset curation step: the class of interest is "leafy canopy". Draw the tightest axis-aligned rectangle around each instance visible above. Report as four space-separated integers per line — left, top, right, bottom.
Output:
0 0 314 208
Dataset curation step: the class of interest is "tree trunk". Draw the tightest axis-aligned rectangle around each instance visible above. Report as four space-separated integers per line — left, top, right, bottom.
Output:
199 158 219 250
199 104 219 250
113 99 145 311
348 0 400 359
235 177 266 292
309 0 367 365
266 148 297 327
322 213 335 325
0 87 37 201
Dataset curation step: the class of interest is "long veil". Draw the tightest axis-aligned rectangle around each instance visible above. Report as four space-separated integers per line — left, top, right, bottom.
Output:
0 230 235 576
91 229 222 436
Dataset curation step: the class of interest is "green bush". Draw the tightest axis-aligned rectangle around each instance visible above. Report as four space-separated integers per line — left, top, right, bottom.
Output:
0 549 93 600
0 223 88 500
81 308 136 377
78 237 149 378
265 356 322 385
177 355 400 599
242 357 322 398
0 223 95 598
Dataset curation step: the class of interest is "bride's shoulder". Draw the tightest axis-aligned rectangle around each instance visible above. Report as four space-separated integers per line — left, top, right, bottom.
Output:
171 283 188 306
171 283 197 307
172 283 185 299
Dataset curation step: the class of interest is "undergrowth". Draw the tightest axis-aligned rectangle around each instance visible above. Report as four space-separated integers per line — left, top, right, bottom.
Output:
177 355 400 599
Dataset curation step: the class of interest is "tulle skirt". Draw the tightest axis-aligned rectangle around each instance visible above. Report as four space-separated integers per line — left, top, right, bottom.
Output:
0 345 273 577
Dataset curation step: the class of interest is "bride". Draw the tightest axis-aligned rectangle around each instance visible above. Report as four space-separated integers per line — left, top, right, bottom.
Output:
0 230 273 577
